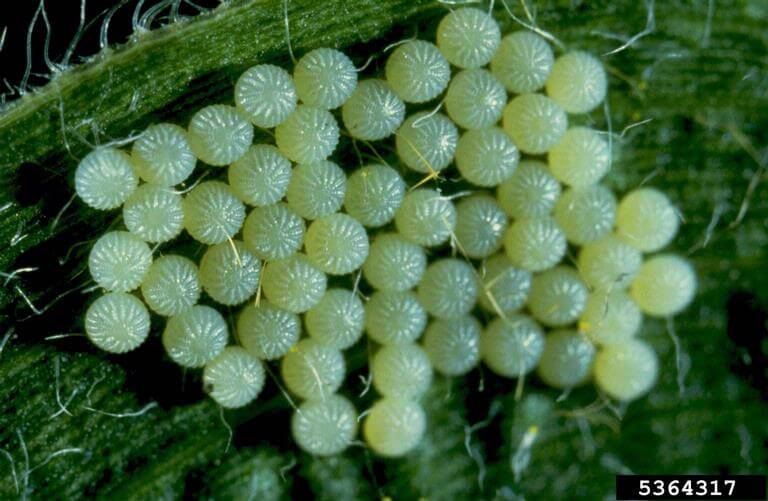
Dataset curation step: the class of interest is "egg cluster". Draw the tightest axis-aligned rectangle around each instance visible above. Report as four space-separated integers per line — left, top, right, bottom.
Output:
74 7 696 458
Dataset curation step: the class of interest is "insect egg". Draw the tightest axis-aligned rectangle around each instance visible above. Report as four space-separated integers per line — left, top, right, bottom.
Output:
234 64 297 128
363 398 426 457
281 338 346 400
477 253 532 315
394 189 456 247
436 7 501 69
341 79 405 141
444 69 507 130
275 105 340 164
88 231 152 292
371 343 433 399
187 105 254 166
417 258 479 319
261 253 327 313
491 31 553 94
536 330 595 389
365 290 427 345
237 301 301 360
548 127 610 188
131 123 197 187
122 184 184 243
453 195 508 259
630 254 696 317
580 289 642 346
395 112 458 174
305 288 365 350
616 188 680 252
140 255 201 316
291 394 358 456
242 202 305 261
455 127 520 187
162 305 228 368
503 93 568 155
385 40 451 103
199 241 261 306
553 184 617 245
545 51 607 114
593 339 659 401
497 160 561 219
362 233 426 292
480 314 545 378
343 164 406 228
422 315 481 377
286 160 346 220
85 292 150 353
577 234 642 290
75 148 138 210
182 180 245 245
293 48 358 109
228 145 292 207
527 266 589 327
503 216 567 272
203 346 265 409
305 213 369 275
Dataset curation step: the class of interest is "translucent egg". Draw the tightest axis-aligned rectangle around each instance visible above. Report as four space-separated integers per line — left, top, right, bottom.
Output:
343 164 405 227
454 195 508 259
395 112 458 174
293 48 357 109
372 343 433 399
477 253 532 315
436 8 500 69
385 40 451 103
341 79 405 141
554 184 617 245
89 231 152 292
616 188 680 252
394 189 456 247
203 346 265 408
286 160 346 220
305 213 369 275
455 127 520 187
548 127 610 188
162 305 228 368
480 314 545 378
187 105 254 166
199 241 261 306
444 69 507 130
537 330 595 389
365 290 427 345
580 289 642 346
306 288 365 350
503 93 568 155
234 64 297 128
75 148 138 210
238 301 301 360
281 338 346 400
131 123 196 187
545 51 607 114
242 202 305 261
497 160 561 219
140 255 200 316
417 258 479 319
182 181 245 245
594 339 658 401
528 266 588 327
364 398 426 457
85 292 150 353
577 234 642 290
503 216 566 272
122 184 184 243
261 254 327 313
362 233 426 292
422 315 481 376
228 145 292 207
275 105 340 164
630 254 696 317
491 31 553 94
292 394 358 456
